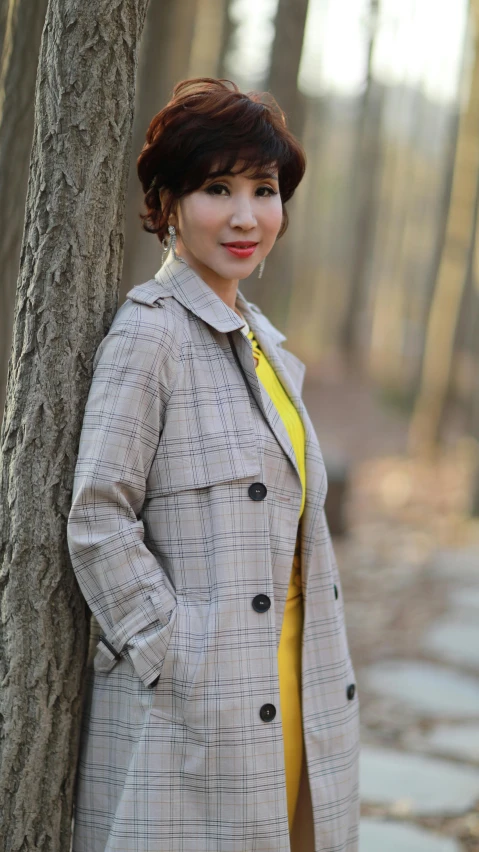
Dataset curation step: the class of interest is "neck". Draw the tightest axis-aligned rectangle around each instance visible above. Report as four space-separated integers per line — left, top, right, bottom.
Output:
174 243 239 311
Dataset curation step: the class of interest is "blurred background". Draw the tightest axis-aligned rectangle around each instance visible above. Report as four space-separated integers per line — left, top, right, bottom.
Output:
2 0 479 847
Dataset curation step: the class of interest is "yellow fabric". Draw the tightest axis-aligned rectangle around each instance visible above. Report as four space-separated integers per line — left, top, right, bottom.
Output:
244 324 306 832
248 330 306 520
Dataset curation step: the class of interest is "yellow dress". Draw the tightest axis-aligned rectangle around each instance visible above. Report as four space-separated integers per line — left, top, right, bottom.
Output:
242 320 306 832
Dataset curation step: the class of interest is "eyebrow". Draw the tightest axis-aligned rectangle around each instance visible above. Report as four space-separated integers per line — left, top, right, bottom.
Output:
207 169 279 181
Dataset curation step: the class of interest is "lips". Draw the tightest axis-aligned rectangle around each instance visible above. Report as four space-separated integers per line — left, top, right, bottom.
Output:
222 241 258 258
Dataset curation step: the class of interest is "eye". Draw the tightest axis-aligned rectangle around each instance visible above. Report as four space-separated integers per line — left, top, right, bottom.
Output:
205 183 230 196
256 185 278 197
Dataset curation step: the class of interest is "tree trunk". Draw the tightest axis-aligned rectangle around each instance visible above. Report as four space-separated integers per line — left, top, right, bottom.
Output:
217 0 235 80
0 1 149 849
408 1 479 453
259 0 309 329
121 0 197 297
188 0 226 80
0 0 48 420
0 0 10 59
341 0 382 361
267 0 309 139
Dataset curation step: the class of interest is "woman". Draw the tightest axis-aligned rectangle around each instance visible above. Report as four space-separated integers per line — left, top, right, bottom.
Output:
68 78 359 852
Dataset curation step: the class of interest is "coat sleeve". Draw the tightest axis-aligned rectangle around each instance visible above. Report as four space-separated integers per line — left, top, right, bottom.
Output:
67 299 182 687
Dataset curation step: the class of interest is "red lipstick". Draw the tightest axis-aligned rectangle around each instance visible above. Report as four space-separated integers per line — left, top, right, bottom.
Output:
222 241 258 258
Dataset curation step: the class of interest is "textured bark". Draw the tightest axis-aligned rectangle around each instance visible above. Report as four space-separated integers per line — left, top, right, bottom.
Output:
0 1 150 850
0 0 49 420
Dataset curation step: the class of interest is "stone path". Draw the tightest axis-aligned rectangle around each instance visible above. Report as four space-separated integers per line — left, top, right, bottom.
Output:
353 545 479 850
360 818 463 851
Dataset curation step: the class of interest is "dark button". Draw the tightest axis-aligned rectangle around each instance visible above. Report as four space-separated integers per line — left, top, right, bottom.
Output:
248 482 267 501
260 703 276 722
252 594 271 613
148 675 160 689
347 683 356 701
334 584 338 600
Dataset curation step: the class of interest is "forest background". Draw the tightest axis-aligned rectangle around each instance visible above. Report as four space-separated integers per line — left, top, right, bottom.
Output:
1 0 479 850
2 0 479 459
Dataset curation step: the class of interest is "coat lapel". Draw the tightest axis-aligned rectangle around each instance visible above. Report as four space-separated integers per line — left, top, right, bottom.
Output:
157 256 302 483
232 295 302 482
152 254 245 333
128 256 327 559
234 292 328 564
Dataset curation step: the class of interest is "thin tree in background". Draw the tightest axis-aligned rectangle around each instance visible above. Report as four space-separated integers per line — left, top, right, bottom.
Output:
409 1 479 453
0 1 150 849
0 0 49 418
188 0 226 80
121 0 197 295
268 0 309 139
261 0 309 328
341 0 382 363
0 1 10 63
469 273 479 512
217 0 235 79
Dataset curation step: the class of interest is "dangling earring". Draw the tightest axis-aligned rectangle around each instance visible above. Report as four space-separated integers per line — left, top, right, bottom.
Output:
168 224 177 258
162 234 170 263
258 258 265 279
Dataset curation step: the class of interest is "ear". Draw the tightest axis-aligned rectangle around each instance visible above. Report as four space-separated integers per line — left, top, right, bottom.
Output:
168 198 180 232
277 206 288 239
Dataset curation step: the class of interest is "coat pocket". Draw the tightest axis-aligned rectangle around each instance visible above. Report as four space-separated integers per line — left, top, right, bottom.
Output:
125 605 178 687
148 594 211 723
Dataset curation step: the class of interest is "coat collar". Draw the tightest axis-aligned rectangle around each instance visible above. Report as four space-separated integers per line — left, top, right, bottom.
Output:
126 255 325 553
126 253 287 345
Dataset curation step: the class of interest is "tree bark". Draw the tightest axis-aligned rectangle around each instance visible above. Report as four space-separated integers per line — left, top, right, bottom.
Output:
0 0 49 421
0 1 149 849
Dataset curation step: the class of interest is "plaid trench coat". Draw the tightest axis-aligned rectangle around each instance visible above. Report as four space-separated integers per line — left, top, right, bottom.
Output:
67 252 360 852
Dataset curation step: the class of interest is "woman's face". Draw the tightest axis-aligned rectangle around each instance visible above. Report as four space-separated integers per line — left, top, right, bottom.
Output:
172 163 283 290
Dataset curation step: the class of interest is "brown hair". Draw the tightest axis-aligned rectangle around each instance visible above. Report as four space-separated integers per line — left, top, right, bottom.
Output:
137 78 306 241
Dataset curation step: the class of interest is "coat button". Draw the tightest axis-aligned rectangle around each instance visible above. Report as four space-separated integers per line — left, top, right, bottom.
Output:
248 482 267 501
347 683 356 700
252 594 271 613
334 584 338 600
259 703 276 721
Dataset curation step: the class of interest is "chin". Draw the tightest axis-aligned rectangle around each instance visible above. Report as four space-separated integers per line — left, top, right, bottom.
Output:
224 261 258 280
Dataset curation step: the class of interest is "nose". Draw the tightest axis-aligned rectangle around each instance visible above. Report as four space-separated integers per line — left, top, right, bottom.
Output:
229 194 257 230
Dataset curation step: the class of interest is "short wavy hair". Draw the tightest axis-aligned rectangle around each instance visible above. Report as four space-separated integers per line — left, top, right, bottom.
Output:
137 77 306 242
